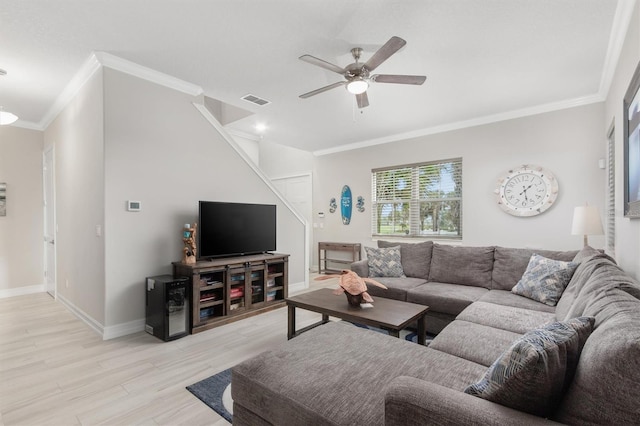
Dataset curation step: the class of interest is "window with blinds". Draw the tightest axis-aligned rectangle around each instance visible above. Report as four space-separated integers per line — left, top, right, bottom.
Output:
606 127 615 257
371 158 462 239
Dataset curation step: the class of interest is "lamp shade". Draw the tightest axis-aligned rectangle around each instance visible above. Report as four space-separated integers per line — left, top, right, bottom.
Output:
571 205 604 236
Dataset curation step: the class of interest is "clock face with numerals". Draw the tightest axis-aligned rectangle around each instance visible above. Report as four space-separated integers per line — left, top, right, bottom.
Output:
495 165 558 217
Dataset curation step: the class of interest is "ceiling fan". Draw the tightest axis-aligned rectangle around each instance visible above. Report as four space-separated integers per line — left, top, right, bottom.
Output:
298 36 426 108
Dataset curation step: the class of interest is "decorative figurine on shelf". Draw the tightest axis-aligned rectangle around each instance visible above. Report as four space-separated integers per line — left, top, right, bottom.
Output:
315 270 387 307
182 223 197 264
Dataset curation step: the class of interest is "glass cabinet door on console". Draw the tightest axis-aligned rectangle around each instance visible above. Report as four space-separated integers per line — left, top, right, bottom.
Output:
173 253 289 334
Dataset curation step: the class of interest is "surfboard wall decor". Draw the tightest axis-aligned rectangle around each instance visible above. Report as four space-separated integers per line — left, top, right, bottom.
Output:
341 185 352 225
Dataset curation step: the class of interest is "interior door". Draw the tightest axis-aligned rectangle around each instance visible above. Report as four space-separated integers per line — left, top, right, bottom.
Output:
272 174 312 267
43 147 56 296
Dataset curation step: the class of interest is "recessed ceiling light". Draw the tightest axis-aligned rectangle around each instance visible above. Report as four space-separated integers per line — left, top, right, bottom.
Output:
255 123 267 133
0 109 18 125
0 69 7 76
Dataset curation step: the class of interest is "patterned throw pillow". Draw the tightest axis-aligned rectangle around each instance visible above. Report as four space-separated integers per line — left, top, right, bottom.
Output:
464 316 595 417
512 254 578 306
364 246 405 278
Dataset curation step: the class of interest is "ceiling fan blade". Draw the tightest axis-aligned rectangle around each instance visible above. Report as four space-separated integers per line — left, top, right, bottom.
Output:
363 36 407 72
371 74 426 85
299 54 345 74
299 81 346 99
356 91 369 108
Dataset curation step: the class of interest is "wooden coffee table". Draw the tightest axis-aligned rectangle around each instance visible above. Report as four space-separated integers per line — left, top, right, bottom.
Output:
286 288 430 345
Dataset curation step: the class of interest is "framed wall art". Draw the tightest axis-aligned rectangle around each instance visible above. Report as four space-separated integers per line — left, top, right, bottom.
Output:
624 61 640 218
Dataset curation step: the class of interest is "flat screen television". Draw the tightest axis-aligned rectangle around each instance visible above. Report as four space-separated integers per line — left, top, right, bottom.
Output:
198 201 276 259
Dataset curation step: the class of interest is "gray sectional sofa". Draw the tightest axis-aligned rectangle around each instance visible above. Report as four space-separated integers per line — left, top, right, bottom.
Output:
352 241 580 334
231 242 640 425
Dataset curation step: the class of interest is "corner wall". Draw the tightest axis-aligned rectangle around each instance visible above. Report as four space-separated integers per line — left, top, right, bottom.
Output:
44 68 106 325
313 103 606 264
103 68 306 333
0 126 44 295
604 0 640 278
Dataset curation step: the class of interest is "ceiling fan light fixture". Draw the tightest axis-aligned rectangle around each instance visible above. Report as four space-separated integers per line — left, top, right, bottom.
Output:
346 79 368 95
0 110 18 125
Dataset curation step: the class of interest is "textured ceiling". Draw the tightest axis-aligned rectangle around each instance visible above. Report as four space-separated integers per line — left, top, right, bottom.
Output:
0 0 625 153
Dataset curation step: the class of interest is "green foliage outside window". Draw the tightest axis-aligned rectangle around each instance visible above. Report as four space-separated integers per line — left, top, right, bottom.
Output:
372 159 462 239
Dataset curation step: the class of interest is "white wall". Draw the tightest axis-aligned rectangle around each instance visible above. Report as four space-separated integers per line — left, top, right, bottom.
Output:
232 133 260 165
44 69 106 324
259 140 315 179
260 140 315 273
103 68 306 330
604 1 640 279
313 103 606 266
0 126 44 295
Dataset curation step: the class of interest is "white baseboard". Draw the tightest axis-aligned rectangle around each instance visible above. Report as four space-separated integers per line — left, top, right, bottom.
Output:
103 319 145 340
57 293 146 340
56 293 105 337
288 280 308 294
0 284 46 299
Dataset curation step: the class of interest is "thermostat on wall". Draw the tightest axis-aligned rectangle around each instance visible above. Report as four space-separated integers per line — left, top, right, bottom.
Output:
127 200 142 212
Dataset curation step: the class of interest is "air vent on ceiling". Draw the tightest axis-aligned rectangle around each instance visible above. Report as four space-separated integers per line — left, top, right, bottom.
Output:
241 94 271 106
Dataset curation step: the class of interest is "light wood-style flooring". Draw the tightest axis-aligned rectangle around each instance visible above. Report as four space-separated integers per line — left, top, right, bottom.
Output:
0 276 336 426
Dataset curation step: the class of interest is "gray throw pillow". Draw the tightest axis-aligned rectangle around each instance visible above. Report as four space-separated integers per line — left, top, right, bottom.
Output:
512 254 578 306
464 316 595 417
377 240 433 279
364 246 405 278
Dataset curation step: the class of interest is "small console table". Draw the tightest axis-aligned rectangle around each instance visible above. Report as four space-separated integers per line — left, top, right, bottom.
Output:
318 242 361 274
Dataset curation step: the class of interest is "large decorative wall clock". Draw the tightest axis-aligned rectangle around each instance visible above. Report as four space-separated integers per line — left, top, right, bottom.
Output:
495 165 559 217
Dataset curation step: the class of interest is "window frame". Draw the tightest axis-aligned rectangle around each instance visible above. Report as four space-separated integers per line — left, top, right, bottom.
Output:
371 158 463 240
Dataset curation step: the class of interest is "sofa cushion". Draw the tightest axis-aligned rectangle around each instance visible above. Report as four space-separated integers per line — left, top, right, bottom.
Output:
511 254 578 306
556 252 640 321
478 290 555 313
407 282 488 316
364 246 405 278
365 277 427 301
378 240 433 280
429 320 521 367
464 317 595 417
571 244 617 265
491 247 579 291
232 321 487 426
457 301 555 334
428 244 494 289
554 292 640 425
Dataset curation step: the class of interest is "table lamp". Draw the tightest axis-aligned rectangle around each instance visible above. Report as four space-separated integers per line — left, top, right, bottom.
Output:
571 205 604 247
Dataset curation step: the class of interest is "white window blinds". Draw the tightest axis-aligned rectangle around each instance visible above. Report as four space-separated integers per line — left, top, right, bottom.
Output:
372 158 462 239
606 128 615 257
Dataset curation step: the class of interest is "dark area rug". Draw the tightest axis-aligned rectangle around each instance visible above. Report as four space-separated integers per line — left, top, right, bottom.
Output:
186 368 233 423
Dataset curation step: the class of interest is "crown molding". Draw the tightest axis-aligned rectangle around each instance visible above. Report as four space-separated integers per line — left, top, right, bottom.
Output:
39 53 102 130
313 94 603 156
38 52 204 131
598 0 637 97
94 52 203 97
9 120 44 131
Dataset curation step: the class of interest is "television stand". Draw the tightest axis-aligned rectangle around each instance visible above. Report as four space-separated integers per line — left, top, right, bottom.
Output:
173 252 289 334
